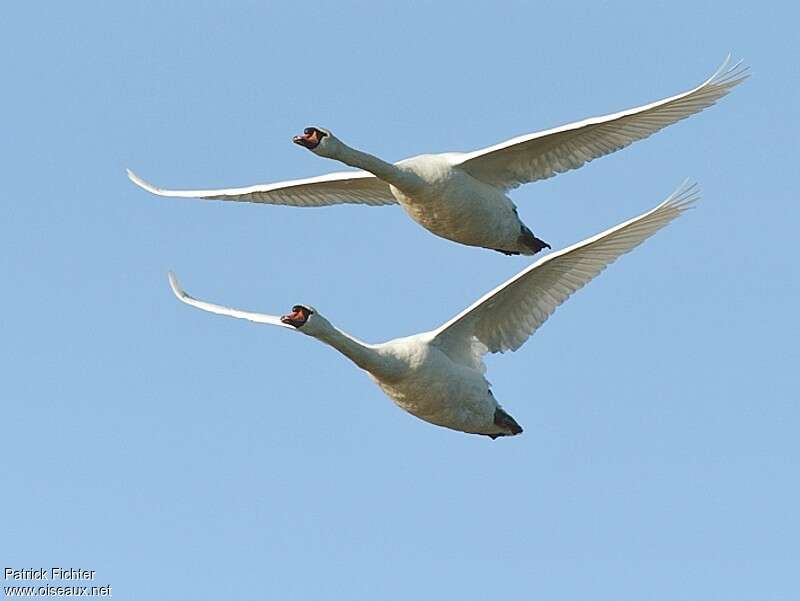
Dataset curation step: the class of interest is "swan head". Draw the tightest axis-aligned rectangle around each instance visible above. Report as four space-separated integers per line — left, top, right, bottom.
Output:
280 304 315 328
280 304 333 337
292 126 339 158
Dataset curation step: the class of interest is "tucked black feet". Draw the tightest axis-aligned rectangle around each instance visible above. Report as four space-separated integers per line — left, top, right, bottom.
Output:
529 236 551 253
519 225 551 255
493 407 523 436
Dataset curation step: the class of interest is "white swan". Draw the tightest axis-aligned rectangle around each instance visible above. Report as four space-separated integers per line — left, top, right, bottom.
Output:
167 182 698 438
129 57 740 255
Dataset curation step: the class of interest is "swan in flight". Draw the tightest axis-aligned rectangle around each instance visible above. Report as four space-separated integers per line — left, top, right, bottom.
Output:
167 182 698 438
129 57 740 255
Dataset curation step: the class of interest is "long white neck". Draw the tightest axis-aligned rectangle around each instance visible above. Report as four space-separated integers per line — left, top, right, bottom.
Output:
309 322 393 377
333 144 422 191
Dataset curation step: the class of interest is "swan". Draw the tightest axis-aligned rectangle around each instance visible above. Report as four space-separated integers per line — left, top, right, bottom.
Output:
166 182 698 438
129 57 740 255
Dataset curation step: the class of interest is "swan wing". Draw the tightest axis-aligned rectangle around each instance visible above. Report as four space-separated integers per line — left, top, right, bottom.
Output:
128 168 397 207
453 57 746 190
431 182 698 369
168 272 294 329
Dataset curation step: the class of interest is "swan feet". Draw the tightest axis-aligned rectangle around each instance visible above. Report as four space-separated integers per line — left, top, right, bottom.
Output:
487 407 524 439
492 226 551 256
519 225 551 255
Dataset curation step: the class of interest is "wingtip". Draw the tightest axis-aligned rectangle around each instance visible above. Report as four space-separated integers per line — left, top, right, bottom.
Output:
167 271 185 299
708 54 749 87
663 179 701 211
127 168 162 195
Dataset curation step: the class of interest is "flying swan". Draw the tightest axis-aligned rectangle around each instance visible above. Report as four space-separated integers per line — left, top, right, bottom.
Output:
167 182 698 438
130 57 740 255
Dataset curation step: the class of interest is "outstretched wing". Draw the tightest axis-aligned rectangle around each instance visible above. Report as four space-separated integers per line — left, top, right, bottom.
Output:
431 182 699 370
128 168 397 207
168 272 294 329
453 57 747 190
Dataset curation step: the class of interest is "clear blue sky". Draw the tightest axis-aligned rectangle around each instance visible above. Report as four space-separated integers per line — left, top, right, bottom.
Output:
2 1 798 599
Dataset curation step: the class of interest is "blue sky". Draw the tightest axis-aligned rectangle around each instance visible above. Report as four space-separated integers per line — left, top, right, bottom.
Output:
2 1 798 599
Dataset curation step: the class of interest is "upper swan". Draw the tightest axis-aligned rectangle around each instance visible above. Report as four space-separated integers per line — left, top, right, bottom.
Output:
129 57 744 255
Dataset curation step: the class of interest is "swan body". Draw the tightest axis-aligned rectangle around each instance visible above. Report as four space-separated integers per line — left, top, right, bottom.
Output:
368 337 508 435
387 154 529 252
128 57 742 255
167 183 698 437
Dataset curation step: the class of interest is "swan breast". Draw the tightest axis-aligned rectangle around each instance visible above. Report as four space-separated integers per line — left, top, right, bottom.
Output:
370 338 497 432
389 155 521 249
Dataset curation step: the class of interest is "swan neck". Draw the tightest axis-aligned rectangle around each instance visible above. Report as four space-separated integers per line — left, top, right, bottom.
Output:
314 325 383 374
335 144 418 189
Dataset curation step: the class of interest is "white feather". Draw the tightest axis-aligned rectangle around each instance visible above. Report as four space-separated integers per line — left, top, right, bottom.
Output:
453 57 747 190
431 182 699 369
168 272 294 329
128 168 396 207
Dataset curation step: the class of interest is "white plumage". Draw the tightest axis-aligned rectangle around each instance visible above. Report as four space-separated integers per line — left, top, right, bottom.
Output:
128 168 396 207
129 57 742 255
167 182 698 438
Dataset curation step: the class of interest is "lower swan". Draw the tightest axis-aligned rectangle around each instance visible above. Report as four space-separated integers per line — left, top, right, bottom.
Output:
168 183 698 438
